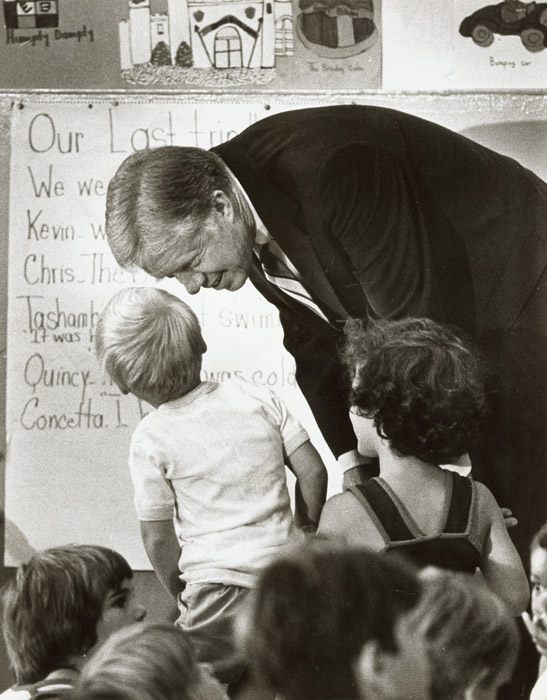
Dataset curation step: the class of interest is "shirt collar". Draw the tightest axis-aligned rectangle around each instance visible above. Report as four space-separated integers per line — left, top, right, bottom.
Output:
159 381 218 410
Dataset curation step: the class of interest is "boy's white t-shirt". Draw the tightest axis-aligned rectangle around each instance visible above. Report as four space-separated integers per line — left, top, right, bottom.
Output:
129 378 308 588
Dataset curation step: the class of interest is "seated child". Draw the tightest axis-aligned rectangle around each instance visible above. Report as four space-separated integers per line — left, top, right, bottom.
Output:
95 286 328 690
239 542 427 700
0 545 146 700
391 569 519 700
318 317 529 615
73 623 228 700
523 522 547 700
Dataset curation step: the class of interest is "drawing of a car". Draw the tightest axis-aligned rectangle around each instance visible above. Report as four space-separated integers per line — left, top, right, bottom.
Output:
459 1 547 52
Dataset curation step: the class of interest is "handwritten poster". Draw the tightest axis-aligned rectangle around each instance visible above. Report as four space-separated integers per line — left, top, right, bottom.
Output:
5 99 342 568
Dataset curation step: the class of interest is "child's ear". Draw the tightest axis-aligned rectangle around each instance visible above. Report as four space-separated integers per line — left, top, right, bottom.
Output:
354 640 388 695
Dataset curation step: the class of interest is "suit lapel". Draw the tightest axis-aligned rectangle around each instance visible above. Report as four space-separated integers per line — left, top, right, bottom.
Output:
214 144 351 324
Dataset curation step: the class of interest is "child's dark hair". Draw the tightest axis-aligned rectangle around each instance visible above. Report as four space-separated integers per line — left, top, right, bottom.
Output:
244 543 422 700
414 569 518 700
342 317 489 464
1 545 132 684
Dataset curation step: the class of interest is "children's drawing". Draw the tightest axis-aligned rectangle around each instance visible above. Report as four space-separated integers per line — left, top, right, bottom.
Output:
3 0 58 29
119 0 295 85
296 0 377 58
459 0 547 52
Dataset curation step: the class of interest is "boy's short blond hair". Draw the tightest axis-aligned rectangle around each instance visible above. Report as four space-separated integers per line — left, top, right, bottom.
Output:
96 287 204 405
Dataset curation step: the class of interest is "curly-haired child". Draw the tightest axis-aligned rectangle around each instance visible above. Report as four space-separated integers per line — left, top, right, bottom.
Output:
318 317 528 615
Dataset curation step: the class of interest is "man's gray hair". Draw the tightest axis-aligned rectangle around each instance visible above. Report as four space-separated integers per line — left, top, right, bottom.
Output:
105 146 233 275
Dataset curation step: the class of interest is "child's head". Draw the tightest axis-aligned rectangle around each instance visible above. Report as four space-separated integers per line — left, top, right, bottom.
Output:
1 545 145 685
342 317 489 464
404 569 518 700
95 287 206 406
241 543 426 700
530 521 547 626
74 623 227 700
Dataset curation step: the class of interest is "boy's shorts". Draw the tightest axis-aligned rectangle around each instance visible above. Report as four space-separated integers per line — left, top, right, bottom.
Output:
176 582 250 685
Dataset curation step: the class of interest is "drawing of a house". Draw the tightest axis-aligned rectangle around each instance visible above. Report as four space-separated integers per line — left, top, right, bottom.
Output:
119 0 293 70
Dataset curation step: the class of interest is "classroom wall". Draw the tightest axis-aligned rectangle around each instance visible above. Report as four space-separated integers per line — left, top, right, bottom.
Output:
3 0 547 692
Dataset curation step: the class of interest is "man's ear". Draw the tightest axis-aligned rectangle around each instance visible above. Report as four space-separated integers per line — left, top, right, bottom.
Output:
212 190 235 221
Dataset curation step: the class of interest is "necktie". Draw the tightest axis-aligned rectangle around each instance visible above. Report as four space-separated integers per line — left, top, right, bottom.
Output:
259 240 330 323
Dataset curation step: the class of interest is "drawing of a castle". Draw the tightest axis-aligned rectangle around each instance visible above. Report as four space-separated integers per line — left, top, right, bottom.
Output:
119 0 293 70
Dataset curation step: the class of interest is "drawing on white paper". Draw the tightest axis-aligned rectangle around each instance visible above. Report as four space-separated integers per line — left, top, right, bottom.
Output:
296 0 377 58
119 0 294 85
459 0 547 52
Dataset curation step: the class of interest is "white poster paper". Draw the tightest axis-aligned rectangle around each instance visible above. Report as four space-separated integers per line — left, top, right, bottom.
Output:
5 100 338 568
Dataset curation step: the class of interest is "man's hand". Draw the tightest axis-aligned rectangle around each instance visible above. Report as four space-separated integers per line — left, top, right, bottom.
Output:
501 507 518 529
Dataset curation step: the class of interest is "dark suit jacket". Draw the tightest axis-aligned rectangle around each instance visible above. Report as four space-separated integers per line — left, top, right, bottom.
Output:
213 106 547 545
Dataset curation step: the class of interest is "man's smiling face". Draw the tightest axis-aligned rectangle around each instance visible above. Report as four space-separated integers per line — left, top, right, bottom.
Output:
146 190 255 294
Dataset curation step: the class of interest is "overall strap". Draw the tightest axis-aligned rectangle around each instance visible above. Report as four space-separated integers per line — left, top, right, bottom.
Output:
353 479 415 542
443 472 473 534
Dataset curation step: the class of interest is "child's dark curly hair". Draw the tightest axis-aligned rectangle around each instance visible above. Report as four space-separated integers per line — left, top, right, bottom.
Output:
341 317 489 464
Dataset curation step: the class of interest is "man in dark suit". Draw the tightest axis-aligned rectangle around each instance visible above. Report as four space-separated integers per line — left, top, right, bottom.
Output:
105 105 547 562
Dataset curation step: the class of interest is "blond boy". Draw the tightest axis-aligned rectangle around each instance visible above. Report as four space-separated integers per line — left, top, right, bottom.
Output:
96 287 327 689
